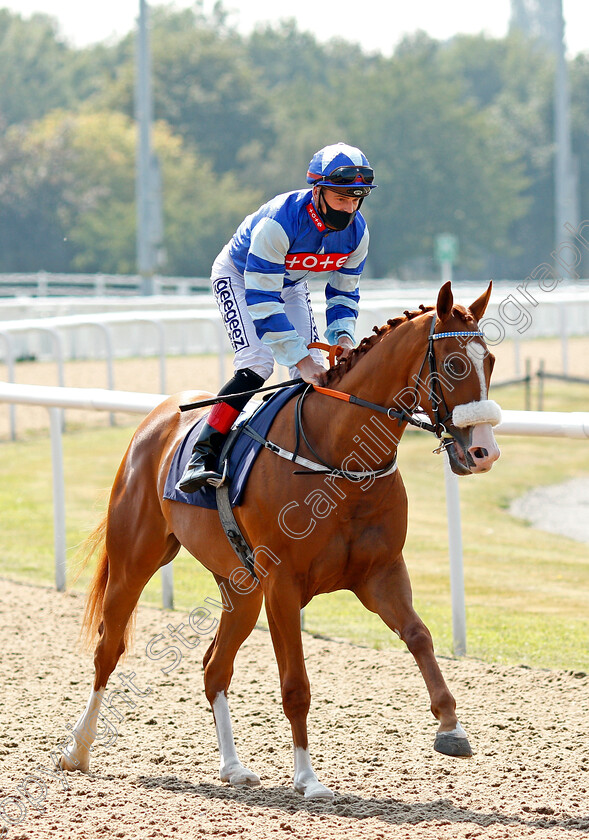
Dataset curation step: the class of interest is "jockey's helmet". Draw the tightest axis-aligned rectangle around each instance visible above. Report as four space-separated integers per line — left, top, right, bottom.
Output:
306 143 377 198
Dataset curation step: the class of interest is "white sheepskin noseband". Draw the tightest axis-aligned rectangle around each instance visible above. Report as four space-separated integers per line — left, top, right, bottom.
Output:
452 400 502 428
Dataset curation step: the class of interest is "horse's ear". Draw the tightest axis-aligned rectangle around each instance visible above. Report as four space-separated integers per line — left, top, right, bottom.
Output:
436 281 453 323
469 281 493 322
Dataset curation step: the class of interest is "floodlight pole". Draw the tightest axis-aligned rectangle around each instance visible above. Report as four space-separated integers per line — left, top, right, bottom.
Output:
553 0 578 273
135 0 162 294
510 0 579 275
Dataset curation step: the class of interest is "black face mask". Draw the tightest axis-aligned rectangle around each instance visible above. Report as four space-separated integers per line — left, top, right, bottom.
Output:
317 190 361 231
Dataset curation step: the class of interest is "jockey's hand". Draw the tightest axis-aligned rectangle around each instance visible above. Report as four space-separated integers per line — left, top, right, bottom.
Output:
296 354 326 385
336 335 355 359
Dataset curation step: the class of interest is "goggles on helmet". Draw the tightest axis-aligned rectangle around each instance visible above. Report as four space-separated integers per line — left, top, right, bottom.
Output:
315 165 375 186
327 165 374 185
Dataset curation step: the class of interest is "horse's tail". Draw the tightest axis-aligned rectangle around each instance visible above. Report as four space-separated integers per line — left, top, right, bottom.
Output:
74 516 109 649
77 515 137 652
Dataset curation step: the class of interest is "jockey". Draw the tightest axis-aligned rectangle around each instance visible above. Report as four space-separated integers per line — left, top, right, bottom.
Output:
178 142 377 493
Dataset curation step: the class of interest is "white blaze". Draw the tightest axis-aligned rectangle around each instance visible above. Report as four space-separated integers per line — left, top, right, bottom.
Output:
466 341 487 399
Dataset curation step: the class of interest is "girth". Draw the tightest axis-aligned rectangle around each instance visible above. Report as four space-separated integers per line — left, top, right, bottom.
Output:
213 399 399 581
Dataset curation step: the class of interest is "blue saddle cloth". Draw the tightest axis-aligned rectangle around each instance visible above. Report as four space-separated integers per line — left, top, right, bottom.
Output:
163 383 305 509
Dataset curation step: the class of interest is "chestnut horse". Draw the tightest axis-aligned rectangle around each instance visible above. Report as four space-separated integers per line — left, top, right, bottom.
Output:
61 282 500 800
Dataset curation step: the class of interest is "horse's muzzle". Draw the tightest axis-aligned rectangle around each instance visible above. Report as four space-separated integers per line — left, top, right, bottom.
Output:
444 400 501 475
445 423 501 475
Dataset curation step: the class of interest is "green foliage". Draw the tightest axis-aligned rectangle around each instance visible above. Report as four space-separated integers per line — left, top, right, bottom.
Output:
344 35 530 276
0 4 587 279
0 10 75 125
0 116 76 271
0 110 261 275
439 33 556 279
97 6 274 176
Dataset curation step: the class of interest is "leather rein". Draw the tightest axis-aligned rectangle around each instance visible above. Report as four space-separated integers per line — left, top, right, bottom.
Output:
281 314 485 479
181 313 486 482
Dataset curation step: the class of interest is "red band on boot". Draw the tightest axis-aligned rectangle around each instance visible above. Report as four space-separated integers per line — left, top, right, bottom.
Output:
208 401 240 434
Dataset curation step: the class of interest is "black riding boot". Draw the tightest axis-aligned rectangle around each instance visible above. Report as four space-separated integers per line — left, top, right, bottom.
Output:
178 421 227 491
178 368 265 493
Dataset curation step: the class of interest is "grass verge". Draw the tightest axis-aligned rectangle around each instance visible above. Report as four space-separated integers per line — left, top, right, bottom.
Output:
1 379 588 671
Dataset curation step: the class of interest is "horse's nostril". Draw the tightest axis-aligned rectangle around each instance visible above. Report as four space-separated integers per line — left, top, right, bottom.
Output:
473 447 488 459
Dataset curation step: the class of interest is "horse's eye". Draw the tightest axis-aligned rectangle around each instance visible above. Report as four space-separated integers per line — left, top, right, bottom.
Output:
444 356 467 377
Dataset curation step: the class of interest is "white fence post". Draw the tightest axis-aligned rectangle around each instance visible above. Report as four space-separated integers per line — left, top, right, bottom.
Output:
443 451 467 656
559 302 569 375
49 406 67 592
0 331 16 439
161 564 174 610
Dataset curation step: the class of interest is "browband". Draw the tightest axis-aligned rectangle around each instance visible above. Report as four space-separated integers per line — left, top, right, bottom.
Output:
431 330 485 341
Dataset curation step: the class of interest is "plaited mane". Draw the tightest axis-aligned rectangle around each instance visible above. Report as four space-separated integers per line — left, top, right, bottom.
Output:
321 302 472 387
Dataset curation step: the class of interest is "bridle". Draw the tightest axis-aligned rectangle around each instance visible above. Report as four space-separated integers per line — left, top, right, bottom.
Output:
399 313 485 439
290 312 486 477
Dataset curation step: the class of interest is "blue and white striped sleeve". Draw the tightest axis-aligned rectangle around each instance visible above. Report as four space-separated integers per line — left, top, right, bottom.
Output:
324 226 369 345
244 217 309 367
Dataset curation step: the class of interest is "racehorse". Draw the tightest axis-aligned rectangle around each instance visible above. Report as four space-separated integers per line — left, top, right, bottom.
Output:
61 281 501 800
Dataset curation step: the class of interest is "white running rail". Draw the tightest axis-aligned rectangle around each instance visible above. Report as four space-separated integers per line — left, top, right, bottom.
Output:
0 380 588 647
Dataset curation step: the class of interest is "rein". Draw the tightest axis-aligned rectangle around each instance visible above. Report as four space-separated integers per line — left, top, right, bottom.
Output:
288 315 486 477
289 385 399 478
244 315 486 481
312 316 485 438
180 315 487 482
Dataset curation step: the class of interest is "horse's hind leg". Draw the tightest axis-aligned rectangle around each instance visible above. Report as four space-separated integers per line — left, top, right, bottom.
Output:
61 518 179 772
355 555 472 758
203 575 263 786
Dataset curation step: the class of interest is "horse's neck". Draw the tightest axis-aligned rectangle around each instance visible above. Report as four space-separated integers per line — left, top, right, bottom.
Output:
338 316 426 408
303 318 428 467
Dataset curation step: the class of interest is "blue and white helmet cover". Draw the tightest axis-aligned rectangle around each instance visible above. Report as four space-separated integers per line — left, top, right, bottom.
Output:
306 142 375 186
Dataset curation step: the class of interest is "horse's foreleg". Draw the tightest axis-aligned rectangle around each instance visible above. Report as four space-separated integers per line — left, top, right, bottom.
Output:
204 577 263 787
355 556 472 758
265 581 334 800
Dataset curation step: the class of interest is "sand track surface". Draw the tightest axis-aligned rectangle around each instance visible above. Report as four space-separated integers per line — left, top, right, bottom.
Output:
1 577 588 839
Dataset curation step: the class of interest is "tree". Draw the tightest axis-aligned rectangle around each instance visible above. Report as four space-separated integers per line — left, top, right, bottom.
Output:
96 6 274 177
440 33 555 278
240 21 376 197
0 10 76 126
1 5 584 281
0 110 262 275
342 35 530 278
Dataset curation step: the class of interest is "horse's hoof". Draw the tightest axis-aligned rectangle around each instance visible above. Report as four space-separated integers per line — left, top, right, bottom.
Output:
231 772 261 787
59 752 89 772
434 730 473 758
295 780 335 800
221 764 261 787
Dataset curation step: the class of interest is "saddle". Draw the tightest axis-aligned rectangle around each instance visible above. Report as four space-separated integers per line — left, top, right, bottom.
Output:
163 383 307 577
